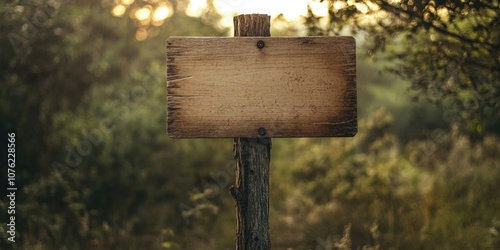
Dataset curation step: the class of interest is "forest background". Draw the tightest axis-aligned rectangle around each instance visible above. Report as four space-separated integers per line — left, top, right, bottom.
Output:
1 0 499 249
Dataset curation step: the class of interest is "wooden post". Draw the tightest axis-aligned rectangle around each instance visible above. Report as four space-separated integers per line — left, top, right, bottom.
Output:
229 14 272 250
167 13 357 249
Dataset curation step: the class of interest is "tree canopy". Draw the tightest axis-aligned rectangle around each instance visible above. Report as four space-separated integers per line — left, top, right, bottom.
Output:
0 0 499 249
305 0 499 135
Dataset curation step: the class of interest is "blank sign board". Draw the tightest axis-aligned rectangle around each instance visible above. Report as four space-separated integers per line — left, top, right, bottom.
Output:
166 36 356 138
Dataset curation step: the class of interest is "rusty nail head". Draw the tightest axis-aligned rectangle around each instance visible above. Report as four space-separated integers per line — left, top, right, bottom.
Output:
256 40 265 49
258 127 266 136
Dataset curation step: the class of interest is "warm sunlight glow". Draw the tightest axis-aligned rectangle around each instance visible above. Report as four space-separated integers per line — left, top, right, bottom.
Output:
186 0 207 17
135 7 151 21
309 1 329 16
436 7 449 22
121 0 135 5
112 5 127 17
355 3 369 14
184 0 386 33
366 1 380 11
333 1 347 11
153 5 172 21
211 0 311 20
185 0 333 31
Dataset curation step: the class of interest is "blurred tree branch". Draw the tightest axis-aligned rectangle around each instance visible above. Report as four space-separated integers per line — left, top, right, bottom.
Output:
308 0 499 136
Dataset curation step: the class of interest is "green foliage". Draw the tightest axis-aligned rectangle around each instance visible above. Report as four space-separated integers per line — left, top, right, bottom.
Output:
1 0 231 249
1 0 499 249
270 109 500 249
306 0 500 136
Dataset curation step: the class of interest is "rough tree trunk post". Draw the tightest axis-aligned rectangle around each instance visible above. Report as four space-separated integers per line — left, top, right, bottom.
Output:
229 14 272 250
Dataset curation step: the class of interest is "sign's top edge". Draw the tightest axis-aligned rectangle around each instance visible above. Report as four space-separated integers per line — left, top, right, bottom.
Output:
167 36 355 39
166 36 356 45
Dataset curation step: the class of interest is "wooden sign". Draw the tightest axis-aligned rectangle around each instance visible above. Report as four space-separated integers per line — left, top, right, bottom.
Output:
167 36 356 138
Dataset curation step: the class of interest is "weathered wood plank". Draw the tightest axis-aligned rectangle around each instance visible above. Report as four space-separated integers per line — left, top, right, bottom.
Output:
166 36 356 138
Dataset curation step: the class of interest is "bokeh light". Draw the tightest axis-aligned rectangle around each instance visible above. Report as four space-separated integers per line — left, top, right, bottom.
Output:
121 0 135 5
135 28 148 41
112 5 127 17
135 6 152 21
153 4 173 22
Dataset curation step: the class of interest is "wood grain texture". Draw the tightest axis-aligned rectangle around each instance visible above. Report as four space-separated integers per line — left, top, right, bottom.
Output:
231 137 271 250
167 36 356 138
231 14 271 250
